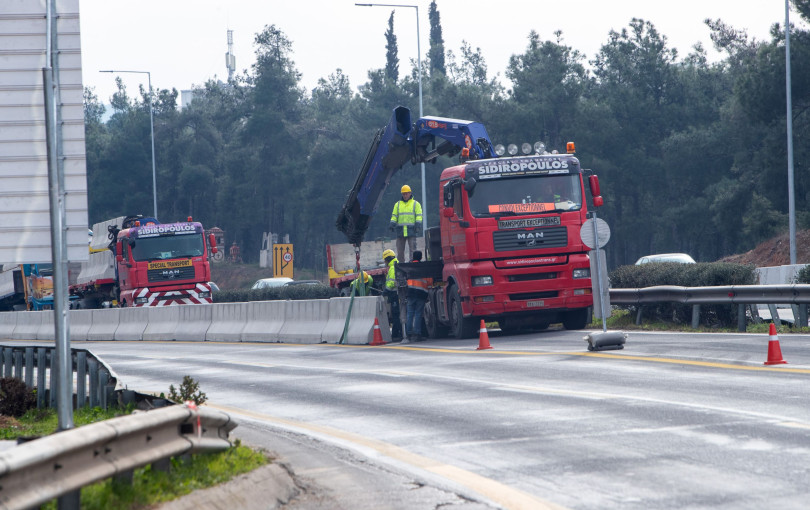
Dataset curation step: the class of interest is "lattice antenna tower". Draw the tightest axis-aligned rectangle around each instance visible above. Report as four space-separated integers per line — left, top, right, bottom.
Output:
225 30 236 81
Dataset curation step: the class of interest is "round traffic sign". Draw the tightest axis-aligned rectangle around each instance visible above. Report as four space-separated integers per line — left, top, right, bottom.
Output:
580 218 611 249
283 252 293 263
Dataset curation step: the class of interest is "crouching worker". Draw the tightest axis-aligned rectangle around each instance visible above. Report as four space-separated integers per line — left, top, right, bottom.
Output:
382 249 403 341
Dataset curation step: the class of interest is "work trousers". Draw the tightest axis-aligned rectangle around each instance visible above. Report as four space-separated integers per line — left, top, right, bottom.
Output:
406 292 427 338
396 236 417 263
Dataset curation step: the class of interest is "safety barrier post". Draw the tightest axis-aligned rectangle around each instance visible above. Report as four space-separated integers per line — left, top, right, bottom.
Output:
76 351 87 408
37 348 47 408
24 347 34 387
691 305 700 329
635 306 643 325
88 358 99 408
738 304 747 332
3 347 11 377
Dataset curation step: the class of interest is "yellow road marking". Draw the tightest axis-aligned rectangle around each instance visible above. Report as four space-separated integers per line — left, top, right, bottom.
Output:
209 403 569 510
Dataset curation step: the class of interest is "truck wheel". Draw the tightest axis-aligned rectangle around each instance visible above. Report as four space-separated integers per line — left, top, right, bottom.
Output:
424 299 448 339
448 285 477 339
562 309 589 330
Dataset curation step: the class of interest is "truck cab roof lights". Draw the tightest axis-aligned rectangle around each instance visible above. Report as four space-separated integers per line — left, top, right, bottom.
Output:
534 142 546 154
494 144 506 156
567 142 576 154
521 143 532 155
507 144 519 156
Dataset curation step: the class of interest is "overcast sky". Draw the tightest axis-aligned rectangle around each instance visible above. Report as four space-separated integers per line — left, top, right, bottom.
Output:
79 1 801 105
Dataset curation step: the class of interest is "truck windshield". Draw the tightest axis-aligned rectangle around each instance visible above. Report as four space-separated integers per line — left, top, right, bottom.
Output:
468 174 582 216
130 234 205 261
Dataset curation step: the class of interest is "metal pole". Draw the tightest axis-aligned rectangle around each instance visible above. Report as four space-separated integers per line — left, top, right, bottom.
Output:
415 5 427 232
45 0 73 433
592 212 607 332
99 69 157 218
147 72 157 218
355 3 426 230
785 0 796 264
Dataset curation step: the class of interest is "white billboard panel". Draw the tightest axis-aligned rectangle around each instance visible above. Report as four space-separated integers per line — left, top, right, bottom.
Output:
0 0 89 264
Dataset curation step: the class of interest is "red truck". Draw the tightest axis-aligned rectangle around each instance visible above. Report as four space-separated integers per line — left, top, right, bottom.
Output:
70 215 218 308
336 107 602 338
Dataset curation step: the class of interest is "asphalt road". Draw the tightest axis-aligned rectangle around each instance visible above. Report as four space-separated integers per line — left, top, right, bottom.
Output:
63 327 810 509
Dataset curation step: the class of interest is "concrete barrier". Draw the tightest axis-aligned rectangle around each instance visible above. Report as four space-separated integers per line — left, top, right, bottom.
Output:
69 310 94 342
87 308 119 341
36 310 55 340
142 306 181 341
206 303 248 342
174 304 212 341
241 301 286 342
277 299 330 344
323 296 391 345
0 312 17 340
13 311 44 340
114 307 150 341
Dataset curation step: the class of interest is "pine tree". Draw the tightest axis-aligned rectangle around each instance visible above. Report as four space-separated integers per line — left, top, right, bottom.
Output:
385 11 399 82
428 1 445 76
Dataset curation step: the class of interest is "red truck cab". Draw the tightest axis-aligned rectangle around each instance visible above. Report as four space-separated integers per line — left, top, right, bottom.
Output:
426 153 593 337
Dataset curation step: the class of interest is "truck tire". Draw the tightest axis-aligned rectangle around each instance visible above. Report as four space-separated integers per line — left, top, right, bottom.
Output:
424 298 448 339
448 285 477 339
562 309 589 330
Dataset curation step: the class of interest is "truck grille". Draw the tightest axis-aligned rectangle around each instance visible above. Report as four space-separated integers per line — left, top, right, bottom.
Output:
148 266 196 283
510 291 558 301
493 226 567 252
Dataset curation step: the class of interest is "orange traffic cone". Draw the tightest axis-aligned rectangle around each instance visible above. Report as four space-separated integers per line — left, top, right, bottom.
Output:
764 323 787 365
476 320 492 350
370 317 386 346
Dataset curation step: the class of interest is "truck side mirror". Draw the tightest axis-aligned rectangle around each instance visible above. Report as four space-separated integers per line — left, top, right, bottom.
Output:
115 243 123 262
463 177 476 193
443 181 454 207
588 175 601 197
209 233 218 254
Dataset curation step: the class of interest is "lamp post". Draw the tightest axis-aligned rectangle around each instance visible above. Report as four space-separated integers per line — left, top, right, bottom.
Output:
100 69 157 218
356 2 427 232
784 0 796 264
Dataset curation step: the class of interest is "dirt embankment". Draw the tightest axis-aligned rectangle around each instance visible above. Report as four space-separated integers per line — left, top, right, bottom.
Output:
719 230 810 267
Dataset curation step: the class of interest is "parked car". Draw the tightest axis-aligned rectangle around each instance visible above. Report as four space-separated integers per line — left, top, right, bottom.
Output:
635 253 696 265
284 280 323 287
251 277 293 289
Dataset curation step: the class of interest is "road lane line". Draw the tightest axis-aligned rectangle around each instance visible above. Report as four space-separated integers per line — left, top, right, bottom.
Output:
209 403 569 510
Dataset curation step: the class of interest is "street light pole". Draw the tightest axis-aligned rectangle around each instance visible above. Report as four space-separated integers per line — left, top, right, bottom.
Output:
100 69 158 218
356 3 427 232
785 0 796 264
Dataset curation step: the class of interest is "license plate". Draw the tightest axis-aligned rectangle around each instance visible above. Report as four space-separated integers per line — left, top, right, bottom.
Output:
527 300 545 308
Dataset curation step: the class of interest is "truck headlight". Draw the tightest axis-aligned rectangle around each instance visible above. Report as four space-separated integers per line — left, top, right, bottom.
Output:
199 291 211 298
472 275 493 286
134 297 148 304
572 268 590 279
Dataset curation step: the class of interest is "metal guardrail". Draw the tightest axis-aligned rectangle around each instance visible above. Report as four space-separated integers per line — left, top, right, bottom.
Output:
0 345 119 410
0 404 237 510
610 284 810 331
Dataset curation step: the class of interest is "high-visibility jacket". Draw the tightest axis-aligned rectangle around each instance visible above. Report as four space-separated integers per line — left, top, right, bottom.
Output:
385 258 399 290
390 199 422 237
407 276 432 294
350 275 372 296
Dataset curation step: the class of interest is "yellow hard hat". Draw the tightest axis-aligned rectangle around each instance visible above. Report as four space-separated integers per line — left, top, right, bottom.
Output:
382 249 396 260
401 185 412 194
362 271 371 282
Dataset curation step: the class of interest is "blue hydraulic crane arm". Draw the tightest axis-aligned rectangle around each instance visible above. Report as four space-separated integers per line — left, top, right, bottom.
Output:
335 106 497 245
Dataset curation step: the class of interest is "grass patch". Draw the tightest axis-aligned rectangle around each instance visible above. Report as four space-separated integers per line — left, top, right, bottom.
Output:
40 440 267 510
588 309 810 334
1 406 269 509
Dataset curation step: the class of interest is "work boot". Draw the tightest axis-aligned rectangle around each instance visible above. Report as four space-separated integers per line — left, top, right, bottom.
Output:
400 337 410 344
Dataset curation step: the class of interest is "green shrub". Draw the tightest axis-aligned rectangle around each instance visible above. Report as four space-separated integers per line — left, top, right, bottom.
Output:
213 284 338 303
0 377 37 418
168 375 207 406
609 262 757 327
795 265 810 284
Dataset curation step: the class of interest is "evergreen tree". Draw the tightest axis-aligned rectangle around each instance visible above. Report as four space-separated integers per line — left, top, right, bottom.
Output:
428 1 446 76
385 11 399 82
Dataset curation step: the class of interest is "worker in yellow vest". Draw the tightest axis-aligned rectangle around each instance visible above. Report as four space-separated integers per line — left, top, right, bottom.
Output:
389 184 422 262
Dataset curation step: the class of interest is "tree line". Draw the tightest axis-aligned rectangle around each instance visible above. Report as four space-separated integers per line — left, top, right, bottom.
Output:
82 1 810 272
